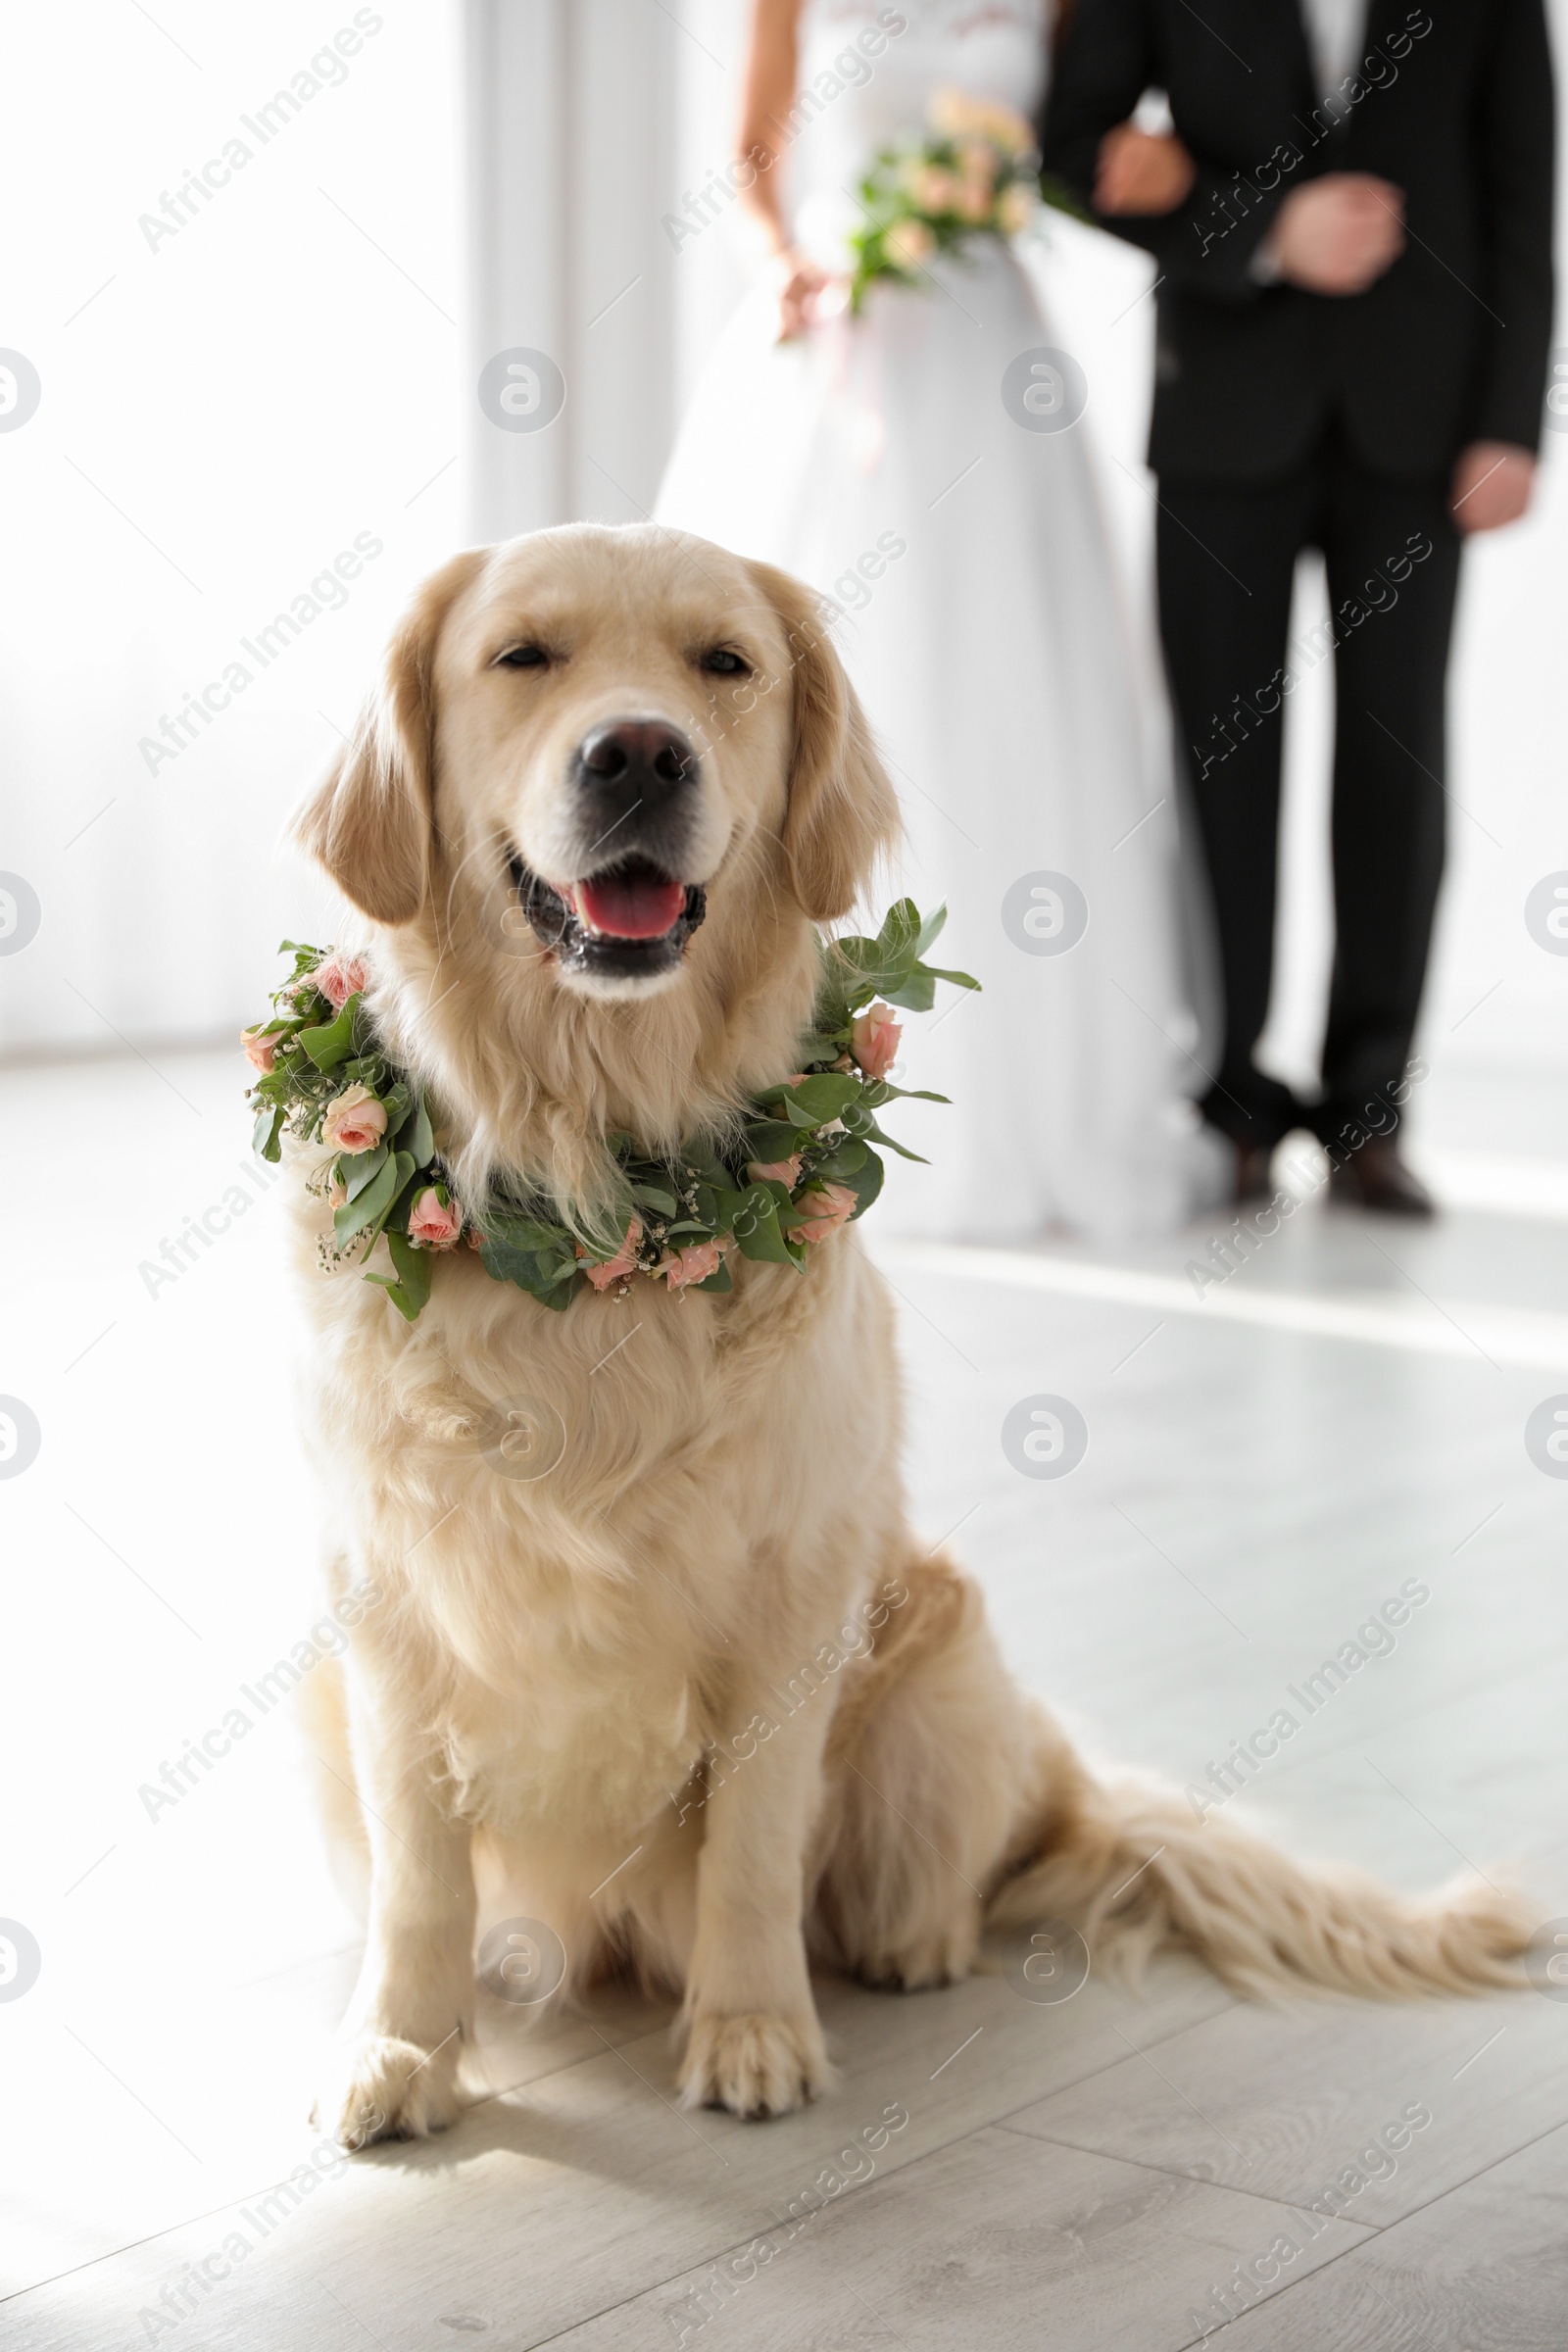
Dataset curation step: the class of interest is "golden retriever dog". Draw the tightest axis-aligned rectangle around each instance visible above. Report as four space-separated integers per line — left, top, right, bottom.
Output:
289 523 1528 2146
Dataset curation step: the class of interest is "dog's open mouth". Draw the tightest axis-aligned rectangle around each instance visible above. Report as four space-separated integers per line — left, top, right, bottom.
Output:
508 853 708 981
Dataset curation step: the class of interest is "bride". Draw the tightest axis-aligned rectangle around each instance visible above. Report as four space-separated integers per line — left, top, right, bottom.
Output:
656 0 1219 1244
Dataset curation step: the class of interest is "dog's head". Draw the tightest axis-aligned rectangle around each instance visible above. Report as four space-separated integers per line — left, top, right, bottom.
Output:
292 525 898 1181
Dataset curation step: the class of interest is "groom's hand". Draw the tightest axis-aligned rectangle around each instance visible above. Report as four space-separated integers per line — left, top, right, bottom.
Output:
1267 173 1405 295
1095 124 1197 218
1450 442 1538 534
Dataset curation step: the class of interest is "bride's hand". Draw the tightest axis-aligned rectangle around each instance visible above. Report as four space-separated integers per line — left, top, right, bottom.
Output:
771 247 831 340
1094 124 1198 218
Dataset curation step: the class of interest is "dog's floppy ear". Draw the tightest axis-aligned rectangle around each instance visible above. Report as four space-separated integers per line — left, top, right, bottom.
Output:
748 558 900 921
292 547 488 924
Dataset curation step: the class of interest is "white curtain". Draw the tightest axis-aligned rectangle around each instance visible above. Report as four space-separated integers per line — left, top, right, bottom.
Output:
0 1 467 1056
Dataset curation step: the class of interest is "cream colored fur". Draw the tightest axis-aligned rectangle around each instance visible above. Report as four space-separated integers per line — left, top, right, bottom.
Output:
289 523 1531 2147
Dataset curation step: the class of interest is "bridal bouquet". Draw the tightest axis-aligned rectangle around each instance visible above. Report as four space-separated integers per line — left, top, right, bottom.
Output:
848 88 1061 313
243 904 976 1323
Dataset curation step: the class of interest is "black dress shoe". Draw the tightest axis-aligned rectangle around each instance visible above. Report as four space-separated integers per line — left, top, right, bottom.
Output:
1329 1140 1435 1217
1234 1141 1274 1203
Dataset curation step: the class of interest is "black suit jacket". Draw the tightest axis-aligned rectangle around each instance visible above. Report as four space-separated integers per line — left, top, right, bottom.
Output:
1040 0 1555 482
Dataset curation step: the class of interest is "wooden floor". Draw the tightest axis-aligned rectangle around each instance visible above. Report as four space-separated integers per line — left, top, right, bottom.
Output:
4 1050 1568 2350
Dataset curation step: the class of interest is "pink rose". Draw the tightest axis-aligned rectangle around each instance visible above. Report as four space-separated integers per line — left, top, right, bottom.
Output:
787 1182 858 1245
956 149 997 222
241 1025 277 1073
748 1153 803 1187
321 1083 388 1155
910 165 960 214
660 1239 725 1291
852 1001 902 1081
312 953 368 1012
408 1187 463 1250
884 218 935 270
581 1215 642 1293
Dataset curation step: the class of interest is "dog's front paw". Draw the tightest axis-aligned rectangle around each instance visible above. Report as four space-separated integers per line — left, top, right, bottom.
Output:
678 2010 835 2119
314 2032 462 2149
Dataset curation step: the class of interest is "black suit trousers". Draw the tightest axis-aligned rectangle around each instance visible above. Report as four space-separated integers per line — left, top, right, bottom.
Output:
1156 440 1461 1152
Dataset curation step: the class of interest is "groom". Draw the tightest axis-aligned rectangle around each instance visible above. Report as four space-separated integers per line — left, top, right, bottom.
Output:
1042 0 1555 1211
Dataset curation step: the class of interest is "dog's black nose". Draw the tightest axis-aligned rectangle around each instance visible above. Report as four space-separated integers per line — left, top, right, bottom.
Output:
577 719 696 794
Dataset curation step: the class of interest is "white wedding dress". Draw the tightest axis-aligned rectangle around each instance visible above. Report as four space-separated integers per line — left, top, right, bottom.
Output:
656 0 1218 1242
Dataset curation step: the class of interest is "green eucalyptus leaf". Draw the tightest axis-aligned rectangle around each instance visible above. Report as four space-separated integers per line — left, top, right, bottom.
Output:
680 1143 735 1191
334 1152 399 1244
809 1138 869 1182
795 1033 850 1068
874 898 923 959
300 993 362 1071
841 1148 885 1216
860 1116 927 1163
365 1274 423 1323
486 1209 569 1255
339 1142 388 1202
883 966 936 1012
914 904 949 956
386 1230 432 1315
394 1094 434 1166
732 1186 796 1266
775 1098 822 1132
535 1271 581 1311
741 1119 803 1161
479 1240 538 1288
365 1229 432 1322
760 1072 859 1123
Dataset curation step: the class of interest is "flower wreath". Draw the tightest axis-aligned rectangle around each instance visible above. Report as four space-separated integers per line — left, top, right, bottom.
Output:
243 902 978 1323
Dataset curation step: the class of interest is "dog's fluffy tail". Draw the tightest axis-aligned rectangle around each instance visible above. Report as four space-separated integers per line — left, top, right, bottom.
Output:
987 1742 1533 2000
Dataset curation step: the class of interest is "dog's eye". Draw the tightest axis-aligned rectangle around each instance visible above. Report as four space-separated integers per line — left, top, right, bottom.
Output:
493 643 550 670
698 647 750 677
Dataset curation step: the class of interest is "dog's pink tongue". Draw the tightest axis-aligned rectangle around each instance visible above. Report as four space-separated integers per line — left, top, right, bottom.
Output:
575 870 685 940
